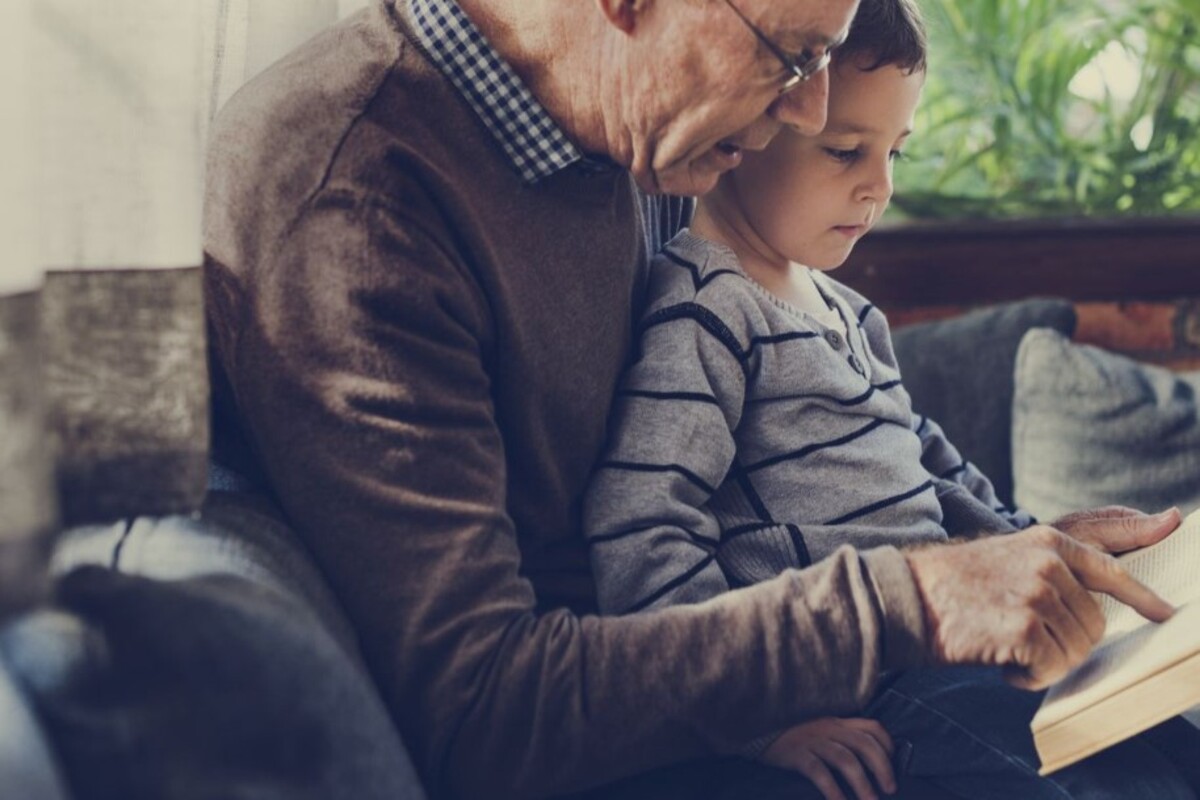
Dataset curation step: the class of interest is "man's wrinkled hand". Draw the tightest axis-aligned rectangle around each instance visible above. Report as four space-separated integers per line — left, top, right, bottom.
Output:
1051 505 1180 555
906 526 1175 690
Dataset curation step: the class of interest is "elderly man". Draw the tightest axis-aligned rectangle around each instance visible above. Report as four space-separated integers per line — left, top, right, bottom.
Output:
204 1 1189 798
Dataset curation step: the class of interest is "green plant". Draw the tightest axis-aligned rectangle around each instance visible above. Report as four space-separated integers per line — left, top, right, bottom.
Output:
892 0 1200 219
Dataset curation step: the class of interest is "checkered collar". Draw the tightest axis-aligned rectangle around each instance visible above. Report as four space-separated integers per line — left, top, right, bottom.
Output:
409 0 588 184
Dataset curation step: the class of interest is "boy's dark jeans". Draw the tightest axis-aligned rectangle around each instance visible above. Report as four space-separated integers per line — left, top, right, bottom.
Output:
582 666 1200 800
869 666 1198 799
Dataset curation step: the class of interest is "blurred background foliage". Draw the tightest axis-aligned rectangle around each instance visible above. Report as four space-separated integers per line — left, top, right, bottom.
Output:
892 0 1200 219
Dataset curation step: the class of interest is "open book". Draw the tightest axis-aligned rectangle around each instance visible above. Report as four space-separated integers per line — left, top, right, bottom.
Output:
1032 509 1200 774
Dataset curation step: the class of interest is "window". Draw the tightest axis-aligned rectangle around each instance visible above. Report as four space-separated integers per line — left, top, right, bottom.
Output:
893 0 1200 220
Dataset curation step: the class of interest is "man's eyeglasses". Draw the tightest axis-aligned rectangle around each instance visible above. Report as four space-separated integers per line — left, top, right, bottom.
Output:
721 0 833 94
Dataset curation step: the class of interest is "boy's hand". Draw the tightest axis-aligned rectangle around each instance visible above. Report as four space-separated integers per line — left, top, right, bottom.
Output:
760 717 896 800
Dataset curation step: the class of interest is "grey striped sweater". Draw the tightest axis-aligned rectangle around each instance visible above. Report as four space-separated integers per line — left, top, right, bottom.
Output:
584 230 1033 616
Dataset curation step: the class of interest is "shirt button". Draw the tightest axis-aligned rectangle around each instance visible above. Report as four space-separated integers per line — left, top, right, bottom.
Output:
824 330 844 349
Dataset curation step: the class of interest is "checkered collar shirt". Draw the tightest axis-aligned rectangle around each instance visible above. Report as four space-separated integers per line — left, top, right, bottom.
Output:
410 0 589 184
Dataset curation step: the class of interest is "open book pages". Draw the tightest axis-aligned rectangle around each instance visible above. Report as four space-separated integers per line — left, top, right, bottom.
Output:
1035 599 1200 729
1033 601 1200 774
1096 510 1200 639
1033 510 1200 774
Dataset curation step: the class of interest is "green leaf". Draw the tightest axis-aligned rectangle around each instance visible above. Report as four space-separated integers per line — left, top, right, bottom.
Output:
900 0 1200 219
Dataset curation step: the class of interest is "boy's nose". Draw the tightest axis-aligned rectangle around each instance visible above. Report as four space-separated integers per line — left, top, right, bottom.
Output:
859 161 895 203
767 69 829 136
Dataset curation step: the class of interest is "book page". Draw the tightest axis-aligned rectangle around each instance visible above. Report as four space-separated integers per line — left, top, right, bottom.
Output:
1096 510 1200 639
1035 600 1200 729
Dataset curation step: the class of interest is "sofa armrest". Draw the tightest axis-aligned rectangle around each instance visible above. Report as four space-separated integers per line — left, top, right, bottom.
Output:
3 491 429 800
52 491 362 664
0 644 71 800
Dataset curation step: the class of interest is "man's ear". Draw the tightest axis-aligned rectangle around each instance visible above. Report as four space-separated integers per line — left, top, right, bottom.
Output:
595 0 649 35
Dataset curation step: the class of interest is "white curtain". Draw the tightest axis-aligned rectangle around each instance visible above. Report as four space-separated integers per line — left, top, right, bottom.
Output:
0 0 39 295
0 0 361 554
338 0 372 20
0 0 357 294
32 0 208 273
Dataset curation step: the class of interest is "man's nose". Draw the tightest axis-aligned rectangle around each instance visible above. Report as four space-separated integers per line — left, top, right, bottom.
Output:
767 69 829 136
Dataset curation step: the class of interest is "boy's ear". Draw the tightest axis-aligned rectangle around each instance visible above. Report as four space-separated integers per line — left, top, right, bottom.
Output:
595 0 650 35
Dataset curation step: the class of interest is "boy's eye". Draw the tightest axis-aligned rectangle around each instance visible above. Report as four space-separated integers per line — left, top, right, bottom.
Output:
889 149 906 161
824 147 861 163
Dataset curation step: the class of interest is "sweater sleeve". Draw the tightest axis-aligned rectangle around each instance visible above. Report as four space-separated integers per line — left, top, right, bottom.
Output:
849 297 1035 535
583 296 747 615
210 193 929 800
912 414 1036 531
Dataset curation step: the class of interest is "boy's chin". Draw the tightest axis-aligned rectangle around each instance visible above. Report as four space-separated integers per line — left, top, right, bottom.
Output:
798 251 853 272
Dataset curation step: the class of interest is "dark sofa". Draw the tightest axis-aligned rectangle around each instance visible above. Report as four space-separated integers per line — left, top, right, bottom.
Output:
0 290 1080 800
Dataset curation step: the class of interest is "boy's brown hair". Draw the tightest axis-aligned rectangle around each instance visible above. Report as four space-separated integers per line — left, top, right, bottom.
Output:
835 0 927 74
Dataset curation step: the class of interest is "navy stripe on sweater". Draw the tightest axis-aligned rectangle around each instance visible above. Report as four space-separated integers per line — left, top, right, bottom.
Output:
723 521 779 541
618 389 720 406
745 418 893 473
640 304 830 367
588 523 716 549
939 462 968 480
787 524 813 567
825 480 936 526
732 461 774 522
625 552 719 614
660 248 741 290
640 303 748 368
598 460 716 495
749 331 822 348
748 379 904 409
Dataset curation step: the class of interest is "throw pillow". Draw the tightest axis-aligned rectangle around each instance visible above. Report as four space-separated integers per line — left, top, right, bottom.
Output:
1012 328 1200 522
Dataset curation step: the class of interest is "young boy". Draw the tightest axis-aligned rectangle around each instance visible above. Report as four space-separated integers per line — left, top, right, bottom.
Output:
584 2 1200 799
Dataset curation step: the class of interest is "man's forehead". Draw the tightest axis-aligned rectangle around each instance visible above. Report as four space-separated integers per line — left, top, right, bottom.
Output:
760 0 857 50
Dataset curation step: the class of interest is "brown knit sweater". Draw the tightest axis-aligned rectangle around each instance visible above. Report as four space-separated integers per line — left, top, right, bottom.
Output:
203 2 929 798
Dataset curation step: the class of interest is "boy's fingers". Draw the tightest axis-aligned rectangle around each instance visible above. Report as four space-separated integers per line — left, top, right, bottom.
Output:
838 730 896 795
794 754 848 800
845 718 894 755
865 758 896 797
818 741 878 800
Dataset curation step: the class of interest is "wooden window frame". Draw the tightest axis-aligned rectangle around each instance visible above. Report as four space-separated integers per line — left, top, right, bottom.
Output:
839 217 1200 308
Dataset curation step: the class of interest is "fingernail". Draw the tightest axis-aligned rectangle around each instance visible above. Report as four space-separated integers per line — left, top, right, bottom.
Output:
1155 508 1180 521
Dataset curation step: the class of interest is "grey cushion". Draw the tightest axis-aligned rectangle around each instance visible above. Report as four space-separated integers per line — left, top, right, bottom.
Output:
16 491 429 800
2 567 427 800
52 491 361 661
1012 328 1200 522
0 641 70 800
892 299 1077 508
